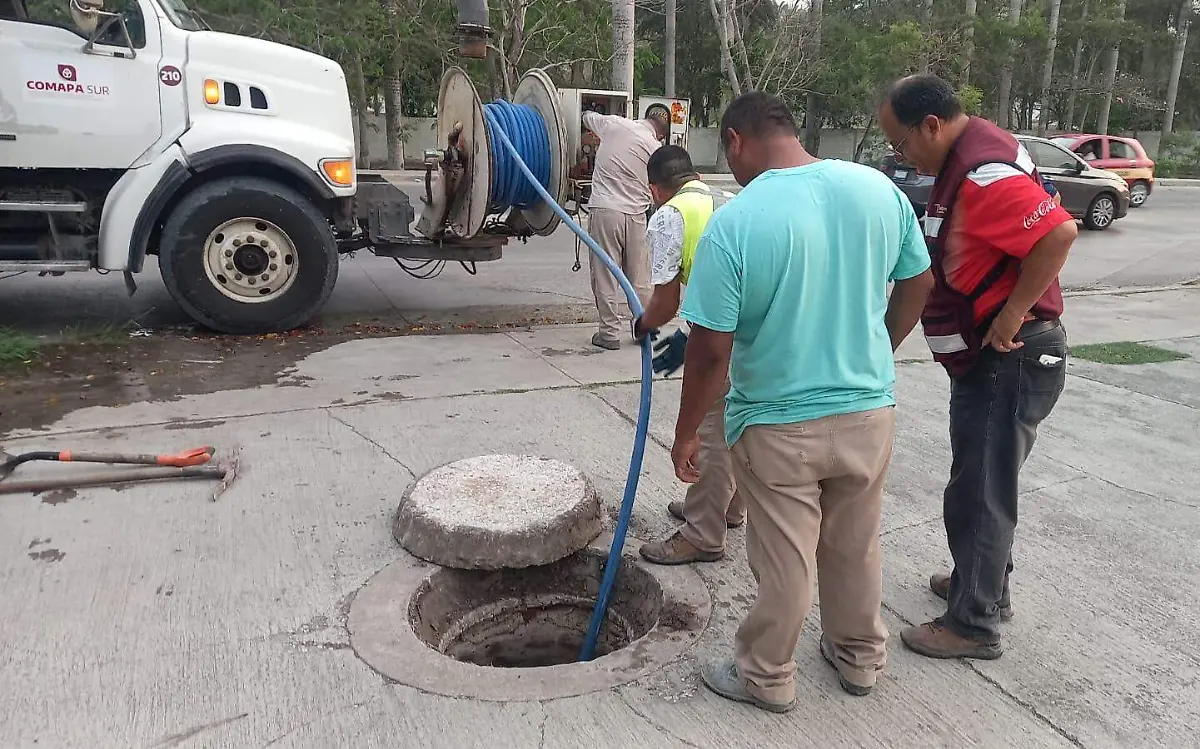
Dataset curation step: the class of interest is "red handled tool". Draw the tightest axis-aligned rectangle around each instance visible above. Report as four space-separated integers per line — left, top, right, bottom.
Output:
0 445 214 480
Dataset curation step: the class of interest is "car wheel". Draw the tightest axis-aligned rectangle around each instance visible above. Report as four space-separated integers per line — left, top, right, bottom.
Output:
1128 181 1150 208
1083 193 1117 231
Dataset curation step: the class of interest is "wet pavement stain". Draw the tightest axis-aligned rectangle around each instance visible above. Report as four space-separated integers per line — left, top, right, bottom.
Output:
28 548 65 563
27 537 51 549
40 489 78 506
165 419 226 431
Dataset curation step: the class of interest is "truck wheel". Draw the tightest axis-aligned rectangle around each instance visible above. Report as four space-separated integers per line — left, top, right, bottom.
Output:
1082 192 1117 231
158 176 338 334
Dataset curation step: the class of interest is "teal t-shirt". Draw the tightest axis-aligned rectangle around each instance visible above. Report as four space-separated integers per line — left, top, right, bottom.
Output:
680 160 931 446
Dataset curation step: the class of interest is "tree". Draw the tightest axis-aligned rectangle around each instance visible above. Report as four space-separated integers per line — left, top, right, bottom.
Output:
1097 0 1128 134
963 0 978 85
804 0 824 153
1038 0 1064 135
1162 0 1192 135
1064 0 1091 130
664 0 677 96
612 0 636 93
918 0 935 72
997 0 1024 129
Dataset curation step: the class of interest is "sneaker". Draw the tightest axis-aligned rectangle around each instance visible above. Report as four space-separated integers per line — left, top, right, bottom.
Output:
667 500 745 529
900 619 1003 660
700 657 796 713
930 572 1013 622
639 531 722 565
819 635 873 697
591 333 620 351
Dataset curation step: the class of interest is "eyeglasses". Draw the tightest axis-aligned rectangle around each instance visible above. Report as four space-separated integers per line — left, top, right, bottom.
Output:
891 125 918 159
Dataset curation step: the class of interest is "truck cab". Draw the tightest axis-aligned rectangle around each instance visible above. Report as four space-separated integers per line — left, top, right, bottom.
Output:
0 0 364 333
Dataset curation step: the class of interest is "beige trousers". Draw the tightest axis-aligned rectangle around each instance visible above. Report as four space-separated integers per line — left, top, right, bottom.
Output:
587 208 651 342
731 407 896 704
679 381 745 552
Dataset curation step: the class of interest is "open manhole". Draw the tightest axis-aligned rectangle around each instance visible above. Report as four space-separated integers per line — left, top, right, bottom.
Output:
349 539 711 701
411 548 662 668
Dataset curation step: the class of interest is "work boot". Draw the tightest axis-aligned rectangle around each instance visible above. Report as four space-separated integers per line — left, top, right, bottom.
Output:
930 572 1013 622
900 619 1003 660
700 657 796 713
819 635 874 697
639 531 722 565
667 500 745 529
591 332 620 351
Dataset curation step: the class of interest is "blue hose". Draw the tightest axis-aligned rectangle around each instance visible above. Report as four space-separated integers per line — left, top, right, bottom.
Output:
483 105 654 663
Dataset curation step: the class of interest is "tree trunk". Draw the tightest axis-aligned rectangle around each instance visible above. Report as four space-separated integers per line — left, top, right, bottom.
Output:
918 0 935 73
383 51 404 170
803 0 823 153
1162 0 1191 137
962 0 978 86
350 55 371 168
611 0 636 96
1097 0 1127 135
1065 0 1089 130
664 0 676 97
997 0 1023 129
854 115 876 163
1037 0 1063 136
706 0 742 95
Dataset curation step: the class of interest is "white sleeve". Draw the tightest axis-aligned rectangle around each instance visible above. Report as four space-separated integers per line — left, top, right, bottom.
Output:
648 207 685 286
582 111 618 138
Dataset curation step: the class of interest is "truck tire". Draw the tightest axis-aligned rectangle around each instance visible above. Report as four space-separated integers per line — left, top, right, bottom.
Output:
158 176 338 334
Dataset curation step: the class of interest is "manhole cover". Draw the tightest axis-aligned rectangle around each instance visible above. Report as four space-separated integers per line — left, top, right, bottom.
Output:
394 455 602 570
349 542 712 701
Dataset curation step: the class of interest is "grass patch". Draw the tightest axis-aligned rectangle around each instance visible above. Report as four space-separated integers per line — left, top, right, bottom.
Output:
1070 342 1189 365
0 328 39 367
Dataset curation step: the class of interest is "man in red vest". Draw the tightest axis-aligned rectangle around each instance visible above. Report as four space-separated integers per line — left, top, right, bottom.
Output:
879 75 1078 660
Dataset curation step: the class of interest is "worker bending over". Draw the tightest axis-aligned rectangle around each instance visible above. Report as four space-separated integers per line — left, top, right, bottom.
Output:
632 146 742 566
582 107 670 350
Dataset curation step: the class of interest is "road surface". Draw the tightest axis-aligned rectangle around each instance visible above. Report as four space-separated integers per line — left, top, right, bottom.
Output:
0 182 1196 336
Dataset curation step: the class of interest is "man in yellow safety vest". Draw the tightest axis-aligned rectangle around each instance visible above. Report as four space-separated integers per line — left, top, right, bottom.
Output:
633 145 743 566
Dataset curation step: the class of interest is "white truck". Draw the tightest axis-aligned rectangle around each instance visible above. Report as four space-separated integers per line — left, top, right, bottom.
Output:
0 0 440 333
0 0 686 335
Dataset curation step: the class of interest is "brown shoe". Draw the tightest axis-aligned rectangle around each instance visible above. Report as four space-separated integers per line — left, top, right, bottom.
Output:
819 635 873 697
639 531 722 565
591 333 620 351
930 572 1013 622
900 619 1002 660
667 500 745 529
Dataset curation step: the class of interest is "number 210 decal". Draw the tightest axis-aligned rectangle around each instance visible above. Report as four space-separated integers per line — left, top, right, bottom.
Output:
159 66 183 87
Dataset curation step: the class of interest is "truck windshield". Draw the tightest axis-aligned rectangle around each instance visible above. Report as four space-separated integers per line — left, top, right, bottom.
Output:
158 0 207 31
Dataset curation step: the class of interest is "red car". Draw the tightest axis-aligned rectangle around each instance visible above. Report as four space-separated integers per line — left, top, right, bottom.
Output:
1050 134 1156 208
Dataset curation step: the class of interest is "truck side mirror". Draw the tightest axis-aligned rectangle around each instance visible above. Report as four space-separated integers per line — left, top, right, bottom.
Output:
68 0 105 34
72 0 139 57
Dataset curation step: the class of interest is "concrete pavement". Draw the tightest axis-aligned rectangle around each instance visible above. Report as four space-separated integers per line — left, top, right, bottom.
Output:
0 182 1197 337
2 287 1199 748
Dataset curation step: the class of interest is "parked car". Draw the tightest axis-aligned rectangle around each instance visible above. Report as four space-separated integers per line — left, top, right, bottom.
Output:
1016 135 1130 230
879 153 934 217
1050 133 1155 208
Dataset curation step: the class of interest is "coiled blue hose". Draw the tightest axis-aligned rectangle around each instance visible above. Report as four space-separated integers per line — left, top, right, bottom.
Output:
483 104 654 663
484 100 551 210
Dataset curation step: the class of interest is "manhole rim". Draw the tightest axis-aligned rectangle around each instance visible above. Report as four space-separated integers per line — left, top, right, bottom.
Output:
348 535 712 702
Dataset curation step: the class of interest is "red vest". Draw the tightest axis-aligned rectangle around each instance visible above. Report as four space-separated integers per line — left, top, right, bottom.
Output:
921 117 1064 377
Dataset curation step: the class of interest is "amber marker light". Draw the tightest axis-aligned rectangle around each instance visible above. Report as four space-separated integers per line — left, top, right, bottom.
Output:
321 159 355 187
203 79 221 105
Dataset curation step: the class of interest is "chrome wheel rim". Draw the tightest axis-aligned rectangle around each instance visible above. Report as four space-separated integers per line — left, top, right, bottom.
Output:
203 217 298 303
1091 197 1115 227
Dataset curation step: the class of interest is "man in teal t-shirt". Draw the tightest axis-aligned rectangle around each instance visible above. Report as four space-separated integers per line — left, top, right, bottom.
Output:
672 92 934 712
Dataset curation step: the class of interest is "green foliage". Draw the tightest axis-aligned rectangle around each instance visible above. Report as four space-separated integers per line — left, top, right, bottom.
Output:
1157 133 1200 178
1070 342 1190 365
0 329 38 368
958 85 985 116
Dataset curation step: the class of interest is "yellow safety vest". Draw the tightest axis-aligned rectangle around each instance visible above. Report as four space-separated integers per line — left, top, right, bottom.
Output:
665 180 733 284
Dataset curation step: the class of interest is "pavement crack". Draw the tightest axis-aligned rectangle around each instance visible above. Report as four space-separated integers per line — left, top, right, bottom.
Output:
880 515 941 538
881 601 1087 749
326 411 416 480
260 702 370 747
1066 370 1198 412
1047 457 1198 509
586 389 672 453
150 712 249 748
502 331 584 387
615 689 702 749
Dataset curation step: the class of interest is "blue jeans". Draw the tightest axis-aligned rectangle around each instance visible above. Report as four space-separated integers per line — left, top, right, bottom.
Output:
943 322 1068 642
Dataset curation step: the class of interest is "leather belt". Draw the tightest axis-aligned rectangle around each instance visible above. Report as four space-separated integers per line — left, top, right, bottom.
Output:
1016 318 1060 340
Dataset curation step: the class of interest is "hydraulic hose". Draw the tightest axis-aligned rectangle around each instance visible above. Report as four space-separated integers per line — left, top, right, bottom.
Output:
483 105 654 663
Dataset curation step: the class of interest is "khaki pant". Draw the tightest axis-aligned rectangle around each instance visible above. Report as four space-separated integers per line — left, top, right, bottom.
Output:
588 208 650 342
679 381 745 552
731 407 895 704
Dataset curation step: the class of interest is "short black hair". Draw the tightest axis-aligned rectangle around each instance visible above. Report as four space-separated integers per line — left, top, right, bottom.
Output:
647 145 698 189
719 91 798 147
885 74 963 127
